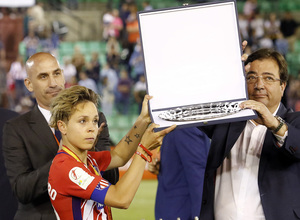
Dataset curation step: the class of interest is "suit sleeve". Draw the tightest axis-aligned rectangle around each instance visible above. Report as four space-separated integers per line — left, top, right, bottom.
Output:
198 124 216 139
279 113 300 160
95 112 119 184
2 121 52 204
176 128 210 218
96 112 111 151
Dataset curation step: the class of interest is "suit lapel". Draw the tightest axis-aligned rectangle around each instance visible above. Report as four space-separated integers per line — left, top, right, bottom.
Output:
222 104 288 163
28 106 58 155
276 103 289 118
225 120 247 157
258 103 288 181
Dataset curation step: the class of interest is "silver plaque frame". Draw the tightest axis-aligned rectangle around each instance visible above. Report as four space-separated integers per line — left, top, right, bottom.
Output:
138 0 257 130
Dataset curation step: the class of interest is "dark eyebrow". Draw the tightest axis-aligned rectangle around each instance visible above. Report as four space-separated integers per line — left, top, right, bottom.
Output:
78 114 99 119
246 71 256 75
246 71 276 77
37 68 62 77
53 68 62 73
37 72 49 77
262 72 276 76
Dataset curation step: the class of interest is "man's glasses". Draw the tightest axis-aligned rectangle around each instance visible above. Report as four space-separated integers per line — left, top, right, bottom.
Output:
246 74 281 84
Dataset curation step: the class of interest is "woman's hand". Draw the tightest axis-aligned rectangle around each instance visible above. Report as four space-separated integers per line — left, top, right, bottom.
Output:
241 40 251 73
148 158 160 175
140 123 176 151
140 95 153 124
138 94 153 124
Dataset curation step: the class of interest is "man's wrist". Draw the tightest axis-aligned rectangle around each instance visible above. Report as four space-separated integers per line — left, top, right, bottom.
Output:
271 116 286 134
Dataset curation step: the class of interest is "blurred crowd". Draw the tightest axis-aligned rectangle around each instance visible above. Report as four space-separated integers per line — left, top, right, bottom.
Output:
0 1 149 116
0 0 300 115
239 0 300 111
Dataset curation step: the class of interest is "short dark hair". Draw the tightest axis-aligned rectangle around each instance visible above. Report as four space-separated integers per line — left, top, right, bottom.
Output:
245 48 288 83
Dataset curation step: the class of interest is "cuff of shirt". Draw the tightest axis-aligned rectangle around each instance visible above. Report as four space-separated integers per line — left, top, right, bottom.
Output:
274 130 288 147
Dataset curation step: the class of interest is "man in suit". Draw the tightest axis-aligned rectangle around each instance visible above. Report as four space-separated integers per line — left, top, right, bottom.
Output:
150 127 210 220
0 108 18 220
2 52 118 220
199 48 300 220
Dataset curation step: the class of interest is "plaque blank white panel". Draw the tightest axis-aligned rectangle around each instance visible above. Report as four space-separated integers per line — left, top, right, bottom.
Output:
0 0 35 7
138 1 256 129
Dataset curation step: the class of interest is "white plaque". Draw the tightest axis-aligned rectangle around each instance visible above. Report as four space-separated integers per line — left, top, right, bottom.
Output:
0 0 35 7
138 0 256 130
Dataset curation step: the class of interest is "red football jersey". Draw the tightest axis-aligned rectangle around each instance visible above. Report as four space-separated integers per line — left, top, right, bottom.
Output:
48 148 112 220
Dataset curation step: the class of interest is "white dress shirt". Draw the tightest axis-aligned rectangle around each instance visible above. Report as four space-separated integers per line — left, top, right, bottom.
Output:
214 105 286 220
214 120 266 220
38 105 54 134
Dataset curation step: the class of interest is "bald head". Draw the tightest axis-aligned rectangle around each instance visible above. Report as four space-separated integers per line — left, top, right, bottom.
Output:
24 52 65 110
26 52 60 79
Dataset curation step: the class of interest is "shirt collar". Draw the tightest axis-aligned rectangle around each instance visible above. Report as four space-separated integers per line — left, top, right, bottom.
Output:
38 105 51 124
273 103 280 116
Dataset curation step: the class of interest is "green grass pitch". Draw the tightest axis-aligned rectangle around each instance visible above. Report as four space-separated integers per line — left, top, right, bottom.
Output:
112 180 158 220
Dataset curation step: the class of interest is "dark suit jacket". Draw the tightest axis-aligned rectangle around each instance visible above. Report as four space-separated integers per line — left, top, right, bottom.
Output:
2 105 119 220
0 108 19 220
199 103 300 220
155 127 210 220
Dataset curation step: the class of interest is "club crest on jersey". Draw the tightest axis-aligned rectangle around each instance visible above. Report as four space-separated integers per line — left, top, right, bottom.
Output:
69 167 95 189
95 179 110 190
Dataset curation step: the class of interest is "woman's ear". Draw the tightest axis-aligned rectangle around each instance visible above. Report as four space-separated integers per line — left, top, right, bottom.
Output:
57 120 67 135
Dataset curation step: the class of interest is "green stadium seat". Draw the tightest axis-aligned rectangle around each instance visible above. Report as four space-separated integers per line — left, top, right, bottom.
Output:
59 42 75 55
279 1 298 11
286 52 300 77
74 41 89 54
294 40 300 53
99 41 107 52
88 41 102 53
19 41 26 57
259 1 272 13
236 2 245 14
286 2 298 11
